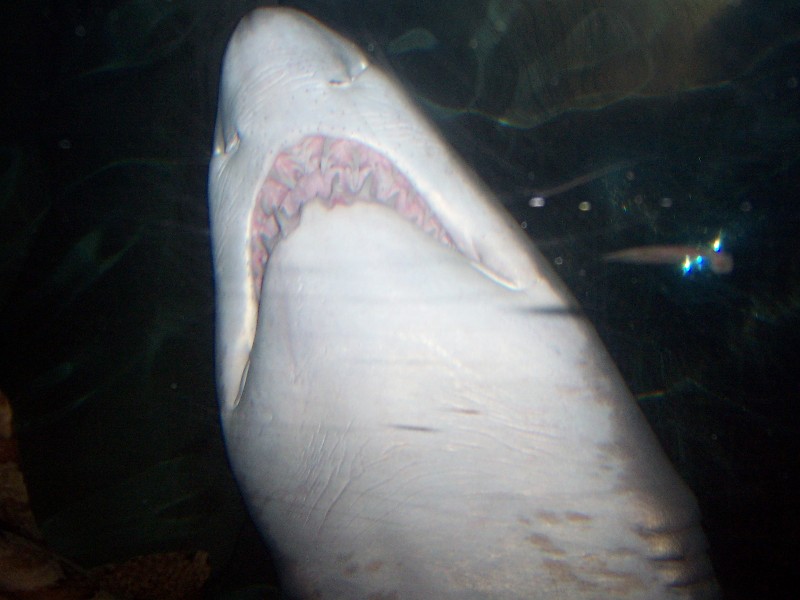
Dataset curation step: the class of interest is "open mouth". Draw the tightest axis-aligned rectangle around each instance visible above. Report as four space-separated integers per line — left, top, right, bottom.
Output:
249 135 463 299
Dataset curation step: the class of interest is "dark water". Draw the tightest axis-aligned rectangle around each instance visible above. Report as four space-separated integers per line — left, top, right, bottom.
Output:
1 1 798 597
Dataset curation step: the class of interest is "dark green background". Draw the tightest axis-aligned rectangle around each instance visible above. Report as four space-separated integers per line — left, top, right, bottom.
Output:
1 1 798 597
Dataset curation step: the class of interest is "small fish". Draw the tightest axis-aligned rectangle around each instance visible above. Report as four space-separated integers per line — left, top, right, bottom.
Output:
603 237 733 275
528 160 634 201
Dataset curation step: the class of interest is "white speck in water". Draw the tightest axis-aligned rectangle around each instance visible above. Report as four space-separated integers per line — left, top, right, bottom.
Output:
528 196 545 207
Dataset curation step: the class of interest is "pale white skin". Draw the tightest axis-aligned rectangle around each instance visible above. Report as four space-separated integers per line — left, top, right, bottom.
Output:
209 8 718 599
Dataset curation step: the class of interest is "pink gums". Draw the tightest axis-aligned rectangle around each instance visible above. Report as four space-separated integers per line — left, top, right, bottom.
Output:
250 135 453 298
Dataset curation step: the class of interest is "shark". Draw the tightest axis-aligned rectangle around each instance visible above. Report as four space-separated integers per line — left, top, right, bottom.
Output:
208 8 718 599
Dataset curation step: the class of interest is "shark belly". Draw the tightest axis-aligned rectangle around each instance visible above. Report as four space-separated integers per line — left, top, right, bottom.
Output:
208 8 718 599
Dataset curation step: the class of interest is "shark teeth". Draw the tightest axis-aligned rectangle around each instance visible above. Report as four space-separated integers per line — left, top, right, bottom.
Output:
354 173 375 203
249 135 454 300
274 206 301 238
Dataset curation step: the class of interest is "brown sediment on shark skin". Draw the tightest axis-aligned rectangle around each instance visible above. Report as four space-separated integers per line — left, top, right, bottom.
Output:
249 135 457 299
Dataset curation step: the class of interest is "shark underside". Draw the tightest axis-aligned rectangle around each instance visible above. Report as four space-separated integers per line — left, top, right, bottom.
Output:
208 8 718 599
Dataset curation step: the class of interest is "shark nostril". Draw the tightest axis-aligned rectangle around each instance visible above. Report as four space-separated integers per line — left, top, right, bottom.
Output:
225 130 241 154
328 48 368 86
